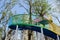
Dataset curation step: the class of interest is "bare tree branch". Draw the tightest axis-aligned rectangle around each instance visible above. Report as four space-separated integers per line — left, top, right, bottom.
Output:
19 2 29 12
51 14 60 23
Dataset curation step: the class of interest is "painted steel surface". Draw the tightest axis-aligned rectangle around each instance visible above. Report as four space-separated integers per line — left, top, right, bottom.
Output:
8 14 60 39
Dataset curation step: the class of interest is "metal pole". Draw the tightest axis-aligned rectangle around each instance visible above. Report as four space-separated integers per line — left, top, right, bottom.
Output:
57 35 59 40
14 25 18 40
41 28 45 40
36 22 40 40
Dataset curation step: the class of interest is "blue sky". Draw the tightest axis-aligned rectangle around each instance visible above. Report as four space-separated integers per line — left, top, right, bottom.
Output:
0 0 55 14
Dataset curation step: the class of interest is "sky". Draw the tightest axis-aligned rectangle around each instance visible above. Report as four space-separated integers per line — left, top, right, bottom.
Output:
0 0 56 14
0 0 60 26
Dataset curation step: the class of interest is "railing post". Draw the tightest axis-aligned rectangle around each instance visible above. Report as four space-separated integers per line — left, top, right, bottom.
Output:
57 35 59 40
15 25 18 40
41 28 45 40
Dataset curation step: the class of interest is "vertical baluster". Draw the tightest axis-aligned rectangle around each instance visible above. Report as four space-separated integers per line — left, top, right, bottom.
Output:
57 35 59 40
14 25 18 40
41 28 45 40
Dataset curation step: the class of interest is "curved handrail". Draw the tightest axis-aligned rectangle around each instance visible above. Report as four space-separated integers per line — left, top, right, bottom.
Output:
8 24 60 40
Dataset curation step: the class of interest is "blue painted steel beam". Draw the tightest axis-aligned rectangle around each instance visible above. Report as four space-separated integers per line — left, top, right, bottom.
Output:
8 25 59 40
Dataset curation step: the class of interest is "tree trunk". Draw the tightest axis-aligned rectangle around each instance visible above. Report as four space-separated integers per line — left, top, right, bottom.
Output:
28 0 33 40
